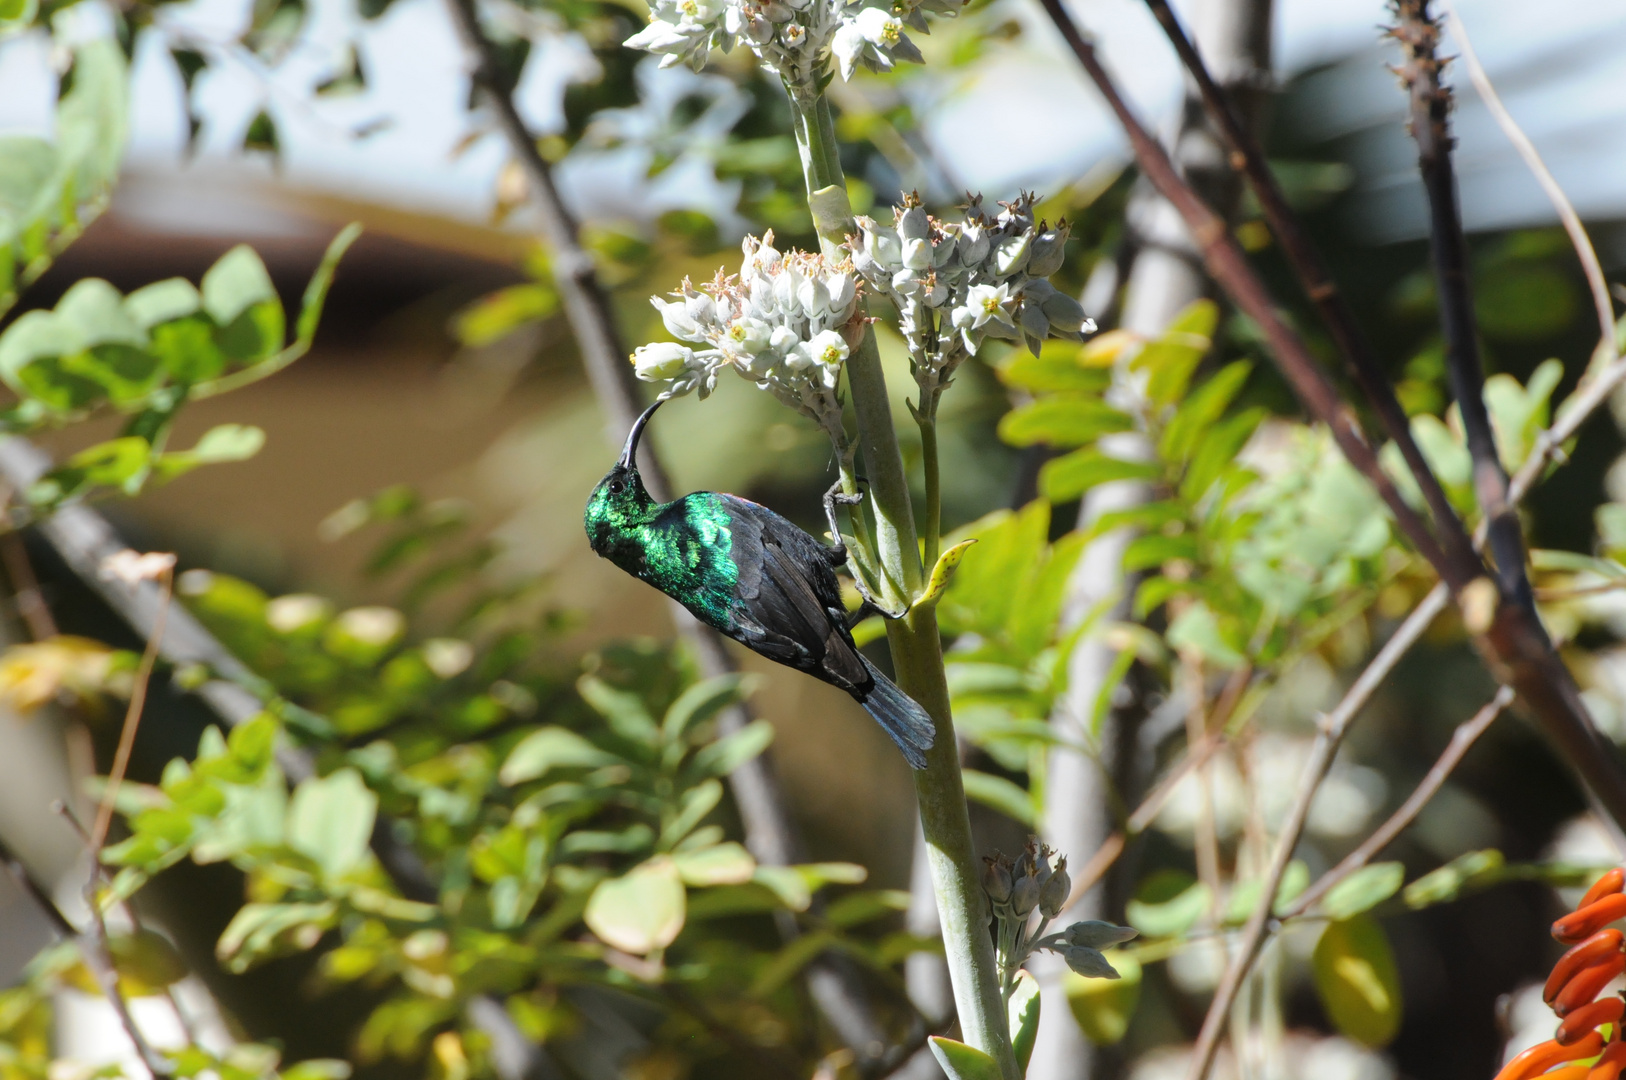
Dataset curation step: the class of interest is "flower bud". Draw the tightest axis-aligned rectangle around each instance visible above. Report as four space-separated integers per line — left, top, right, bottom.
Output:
1039 856 1069 919
1060 945 1119 980
902 237 932 271
1040 290 1091 334
957 224 989 266
982 857 1013 904
1063 920 1139 950
992 232 1031 277
897 202 930 242
654 297 700 340
1011 874 1040 917
1027 227 1067 277
632 341 694 381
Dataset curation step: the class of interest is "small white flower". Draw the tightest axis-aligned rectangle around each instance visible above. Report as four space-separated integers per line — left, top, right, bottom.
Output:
856 5 903 46
726 317 772 355
831 21 866 79
653 296 700 339
632 341 696 380
807 329 849 368
781 22 807 46
964 282 1015 329
336 606 405 647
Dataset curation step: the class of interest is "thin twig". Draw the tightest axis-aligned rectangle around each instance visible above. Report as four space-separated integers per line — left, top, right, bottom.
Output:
0 528 58 640
1440 1 1617 369
1181 581 1451 1080
89 564 173 855
1034 0 1472 594
1137 0 1479 576
0 834 77 938
79 891 175 1078
1284 685 1514 919
1063 728 1230 907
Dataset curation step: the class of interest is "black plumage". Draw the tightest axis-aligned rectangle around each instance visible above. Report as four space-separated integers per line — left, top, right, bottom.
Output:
584 399 936 769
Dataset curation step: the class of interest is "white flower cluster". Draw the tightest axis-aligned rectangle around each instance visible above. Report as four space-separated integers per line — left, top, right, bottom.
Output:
625 0 957 89
850 193 1096 411
630 232 863 448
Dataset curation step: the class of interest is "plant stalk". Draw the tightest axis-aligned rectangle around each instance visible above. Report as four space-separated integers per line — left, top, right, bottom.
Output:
785 84 1020 1080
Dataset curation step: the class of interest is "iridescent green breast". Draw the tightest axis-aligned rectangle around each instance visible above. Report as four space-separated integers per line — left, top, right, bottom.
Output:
635 493 740 630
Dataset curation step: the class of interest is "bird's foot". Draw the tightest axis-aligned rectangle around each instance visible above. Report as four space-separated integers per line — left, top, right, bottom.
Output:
822 479 863 562
848 576 908 621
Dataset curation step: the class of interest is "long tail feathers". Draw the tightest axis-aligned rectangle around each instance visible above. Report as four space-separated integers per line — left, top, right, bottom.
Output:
859 656 936 770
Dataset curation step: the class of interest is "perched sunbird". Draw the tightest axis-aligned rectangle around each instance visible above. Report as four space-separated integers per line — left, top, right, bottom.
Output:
584 399 936 768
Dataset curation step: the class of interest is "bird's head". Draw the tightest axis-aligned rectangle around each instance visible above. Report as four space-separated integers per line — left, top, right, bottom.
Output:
585 398 663 556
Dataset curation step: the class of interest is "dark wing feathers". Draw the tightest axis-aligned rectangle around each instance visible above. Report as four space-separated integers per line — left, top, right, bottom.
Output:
721 496 871 695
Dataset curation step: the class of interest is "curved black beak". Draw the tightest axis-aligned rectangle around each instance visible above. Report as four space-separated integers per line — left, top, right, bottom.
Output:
618 398 665 469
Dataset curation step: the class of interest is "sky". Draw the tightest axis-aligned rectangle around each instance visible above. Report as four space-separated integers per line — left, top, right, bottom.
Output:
1 0 1625 248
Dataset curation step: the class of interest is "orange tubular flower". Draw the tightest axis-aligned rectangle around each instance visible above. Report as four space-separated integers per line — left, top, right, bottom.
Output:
1582 870 1626 910
1554 895 1626 945
1555 955 1626 1018
1559 999 1626 1046
1495 1032 1606 1080
1591 1040 1626 1080
1549 932 1626 1003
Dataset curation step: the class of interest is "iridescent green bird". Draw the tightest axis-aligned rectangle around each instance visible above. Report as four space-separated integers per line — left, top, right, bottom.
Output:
584 399 935 768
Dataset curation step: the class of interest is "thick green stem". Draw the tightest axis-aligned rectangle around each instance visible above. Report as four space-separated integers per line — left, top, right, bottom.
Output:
786 83 1019 1080
919 416 941 569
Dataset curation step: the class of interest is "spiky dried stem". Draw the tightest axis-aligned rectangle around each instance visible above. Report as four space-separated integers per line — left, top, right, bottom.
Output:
1139 0 1480 578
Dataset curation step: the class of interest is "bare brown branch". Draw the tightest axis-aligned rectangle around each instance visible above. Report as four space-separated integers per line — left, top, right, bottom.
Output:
1139 0 1479 577
1285 685 1514 919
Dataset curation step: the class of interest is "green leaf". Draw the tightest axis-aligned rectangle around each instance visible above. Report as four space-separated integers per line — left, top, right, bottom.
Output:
295 223 362 346
919 538 978 607
1126 873 1210 939
1312 915 1402 1048
286 768 376 881
216 901 337 973
1134 299 1218 406
672 842 755 886
578 675 660 744
584 856 686 954
1165 602 1245 669
1008 968 1041 1072
1066 949 1142 1045
0 0 37 25
1320 862 1404 921
499 727 619 785
1160 360 1251 463
998 347 1112 392
927 1037 1003 1080
660 778 723 847
451 283 559 348
961 769 1036 827
689 718 775 777
201 245 284 361
154 424 266 481
1039 449 1162 503
662 673 753 742
1402 849 1505 909
125 279 201 329
997 396 1133 449
1224 861 1309 924
1122 532 1198 573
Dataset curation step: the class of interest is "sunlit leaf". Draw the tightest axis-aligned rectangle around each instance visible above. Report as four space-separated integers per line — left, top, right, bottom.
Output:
1313 915 1402 1048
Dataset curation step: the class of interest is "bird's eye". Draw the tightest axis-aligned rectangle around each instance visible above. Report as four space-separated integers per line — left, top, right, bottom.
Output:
609 480 625 495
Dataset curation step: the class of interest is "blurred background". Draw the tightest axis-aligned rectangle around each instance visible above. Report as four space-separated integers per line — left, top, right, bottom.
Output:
4 0 1626 1077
